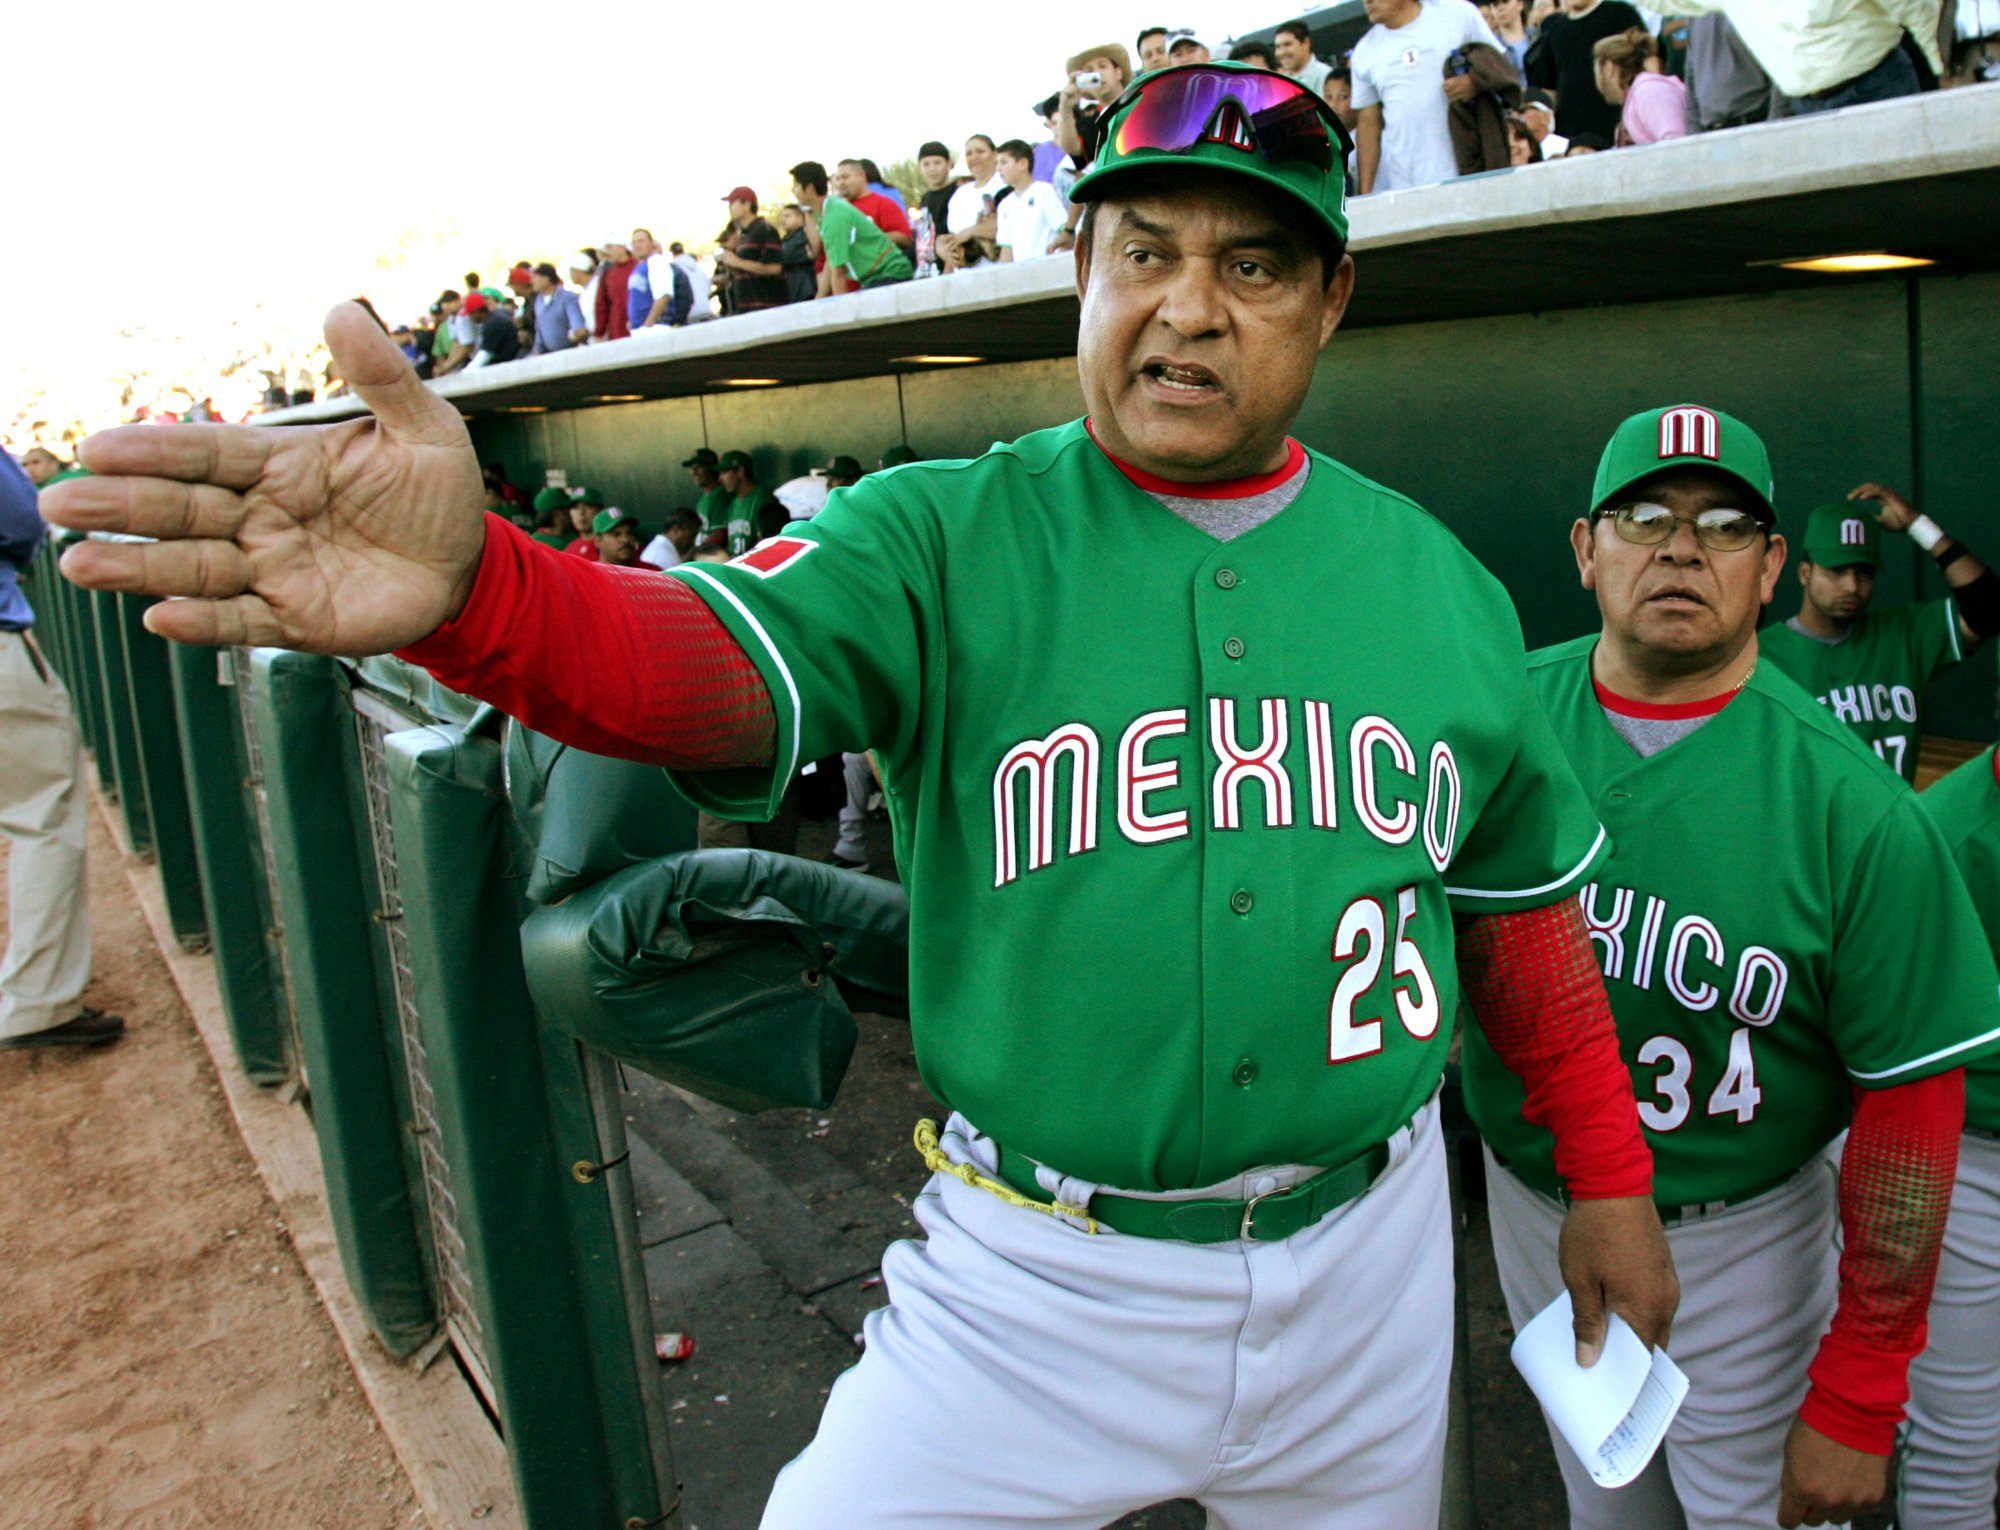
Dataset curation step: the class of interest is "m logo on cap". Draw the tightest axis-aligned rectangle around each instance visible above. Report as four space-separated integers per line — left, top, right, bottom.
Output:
1840 519 1867 546
1199 102 1258 153
1658 406 1721 462
736 536 817 578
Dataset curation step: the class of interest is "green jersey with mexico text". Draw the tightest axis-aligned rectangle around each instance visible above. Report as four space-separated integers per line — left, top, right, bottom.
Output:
665 419 1607 1191
1759 599 1965 783
1465 637 2000 1208
1921 745 2000 1133
696 484 732 535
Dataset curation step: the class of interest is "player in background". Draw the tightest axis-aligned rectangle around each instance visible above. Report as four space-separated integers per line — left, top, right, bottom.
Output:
1759 487 1997 783
1464 406 2000 1530
1911 739 2000 1529
45 62 1680 1528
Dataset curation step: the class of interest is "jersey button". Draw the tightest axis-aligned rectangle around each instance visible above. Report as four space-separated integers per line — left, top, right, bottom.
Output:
1229 888 1254 915
1215 568 1239 589
1232 1059 1258 1087
1223 636 1246 660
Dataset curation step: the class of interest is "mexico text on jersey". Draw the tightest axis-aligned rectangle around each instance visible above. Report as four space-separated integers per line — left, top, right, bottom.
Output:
1464 636 2000 1210
664 421 1611 1191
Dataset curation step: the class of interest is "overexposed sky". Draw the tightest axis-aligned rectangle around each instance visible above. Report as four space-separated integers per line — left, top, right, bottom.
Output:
4 0 1272 433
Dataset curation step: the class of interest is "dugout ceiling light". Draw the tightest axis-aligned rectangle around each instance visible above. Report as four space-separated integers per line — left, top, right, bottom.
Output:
589 394 645 403
713 378 782 388
890 354 987 365
500 406 548 413
1767 252 1936 274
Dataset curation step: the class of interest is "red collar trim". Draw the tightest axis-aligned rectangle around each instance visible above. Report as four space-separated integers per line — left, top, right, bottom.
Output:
1991 747 1999 791
1085 418 1305 500
1593 676 1742 721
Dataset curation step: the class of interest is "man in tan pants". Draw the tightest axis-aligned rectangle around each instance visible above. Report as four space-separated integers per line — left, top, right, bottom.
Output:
0 451 120 1049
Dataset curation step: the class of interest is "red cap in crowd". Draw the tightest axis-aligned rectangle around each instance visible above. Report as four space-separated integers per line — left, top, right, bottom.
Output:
722 186 759 211
462 292 490 315
508 262 534 286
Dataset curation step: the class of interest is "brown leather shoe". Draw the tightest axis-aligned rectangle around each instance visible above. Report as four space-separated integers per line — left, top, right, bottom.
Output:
0 1008 126 1049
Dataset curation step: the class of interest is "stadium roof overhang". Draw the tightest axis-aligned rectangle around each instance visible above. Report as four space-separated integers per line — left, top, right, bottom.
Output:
264 86 2000 425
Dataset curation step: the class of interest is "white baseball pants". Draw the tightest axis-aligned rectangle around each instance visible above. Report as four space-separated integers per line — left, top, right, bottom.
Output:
762 1097 1453 1529
1485 1148 1839 1530
0 630 91 1040
1899 1131 2000 1530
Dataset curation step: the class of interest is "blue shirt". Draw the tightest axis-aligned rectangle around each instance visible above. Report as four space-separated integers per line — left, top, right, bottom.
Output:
0 452 45 631
531 287 586 354
628 255 693 329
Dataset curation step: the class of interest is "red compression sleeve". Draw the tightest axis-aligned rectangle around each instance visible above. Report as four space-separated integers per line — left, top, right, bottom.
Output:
1458 900 1653 1201
1799 1069 1965 1455
395 514 775 769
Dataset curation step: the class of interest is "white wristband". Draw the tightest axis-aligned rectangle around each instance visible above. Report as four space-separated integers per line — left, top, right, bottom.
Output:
1909 514 1945 552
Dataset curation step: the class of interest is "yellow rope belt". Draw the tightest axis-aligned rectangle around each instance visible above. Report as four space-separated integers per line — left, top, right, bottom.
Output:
912 1118 1099 1234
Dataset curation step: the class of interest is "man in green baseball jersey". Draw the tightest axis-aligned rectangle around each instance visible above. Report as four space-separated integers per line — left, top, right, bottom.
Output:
716 450 781 557
1908 736 2000 1525
49 61 1677 1528
1466 404 2000 1530
1760 486 1997 783
683 447 732 535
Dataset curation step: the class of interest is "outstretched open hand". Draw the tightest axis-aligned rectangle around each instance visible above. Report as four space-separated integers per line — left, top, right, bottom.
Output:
42 302 486 655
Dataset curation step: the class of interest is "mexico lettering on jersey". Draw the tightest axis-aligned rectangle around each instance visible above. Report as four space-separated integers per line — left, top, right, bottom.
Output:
1464 636 2000 1208
990 703 1461 888
665 420 1610 1192
1759 600 1964 783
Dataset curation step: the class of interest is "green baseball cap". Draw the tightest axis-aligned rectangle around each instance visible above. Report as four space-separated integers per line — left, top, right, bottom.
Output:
1590 404 1777 524
531 486 570 513
591 508 636 536
718 450 753 472
573 485 607 508
825 455 862 480
880 445 919 469
1801 502 1882 569
1069 61 1349 247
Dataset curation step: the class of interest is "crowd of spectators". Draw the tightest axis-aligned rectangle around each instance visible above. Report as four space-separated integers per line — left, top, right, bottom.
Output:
8 2 1996 462
295 3 2000 387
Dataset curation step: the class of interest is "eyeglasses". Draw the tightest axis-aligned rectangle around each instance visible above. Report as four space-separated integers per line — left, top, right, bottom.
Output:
1596 502 1768 552
1108 65 1346 171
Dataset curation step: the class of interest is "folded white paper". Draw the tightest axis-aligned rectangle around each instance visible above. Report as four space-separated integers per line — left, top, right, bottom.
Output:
1509 1290 1690 1489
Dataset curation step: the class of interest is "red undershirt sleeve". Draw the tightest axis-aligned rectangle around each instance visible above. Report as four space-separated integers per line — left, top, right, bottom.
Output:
394 514 776 769
1457 900 1654 1202
1799 1069 1965 1456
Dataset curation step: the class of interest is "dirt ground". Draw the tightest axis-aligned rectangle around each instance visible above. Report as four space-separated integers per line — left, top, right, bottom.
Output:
0 804 421 1530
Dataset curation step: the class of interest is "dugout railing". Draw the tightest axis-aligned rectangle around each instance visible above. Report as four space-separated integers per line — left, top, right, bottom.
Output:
24 533 937 1530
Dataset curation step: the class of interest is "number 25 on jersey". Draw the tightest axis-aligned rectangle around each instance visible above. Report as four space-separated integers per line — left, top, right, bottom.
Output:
1329 886 1440 1063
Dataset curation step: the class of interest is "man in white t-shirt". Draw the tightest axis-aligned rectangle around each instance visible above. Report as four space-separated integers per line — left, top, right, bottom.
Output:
1350 0 1503 193
940 134 1006 270
993 140 1069 262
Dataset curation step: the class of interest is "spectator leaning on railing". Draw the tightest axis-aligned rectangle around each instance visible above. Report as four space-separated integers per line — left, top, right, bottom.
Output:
715 190 790 312
1594 27 1689 143
630 229 692 330
1681 14 1779 131
1527 0 1647 145
595 237 633 342
566 252 600 344
940 135 1004 271
994 140 1069 262
792 160 913 294
529 263 586 354
835 160 914 252
1656 0 1940 111
1352 0 1508 194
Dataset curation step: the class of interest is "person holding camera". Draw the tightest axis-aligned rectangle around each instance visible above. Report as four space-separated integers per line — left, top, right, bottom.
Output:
1352 0 1507 193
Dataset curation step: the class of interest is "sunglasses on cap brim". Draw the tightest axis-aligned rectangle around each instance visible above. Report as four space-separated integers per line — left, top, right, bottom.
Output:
1107 64 1350 172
